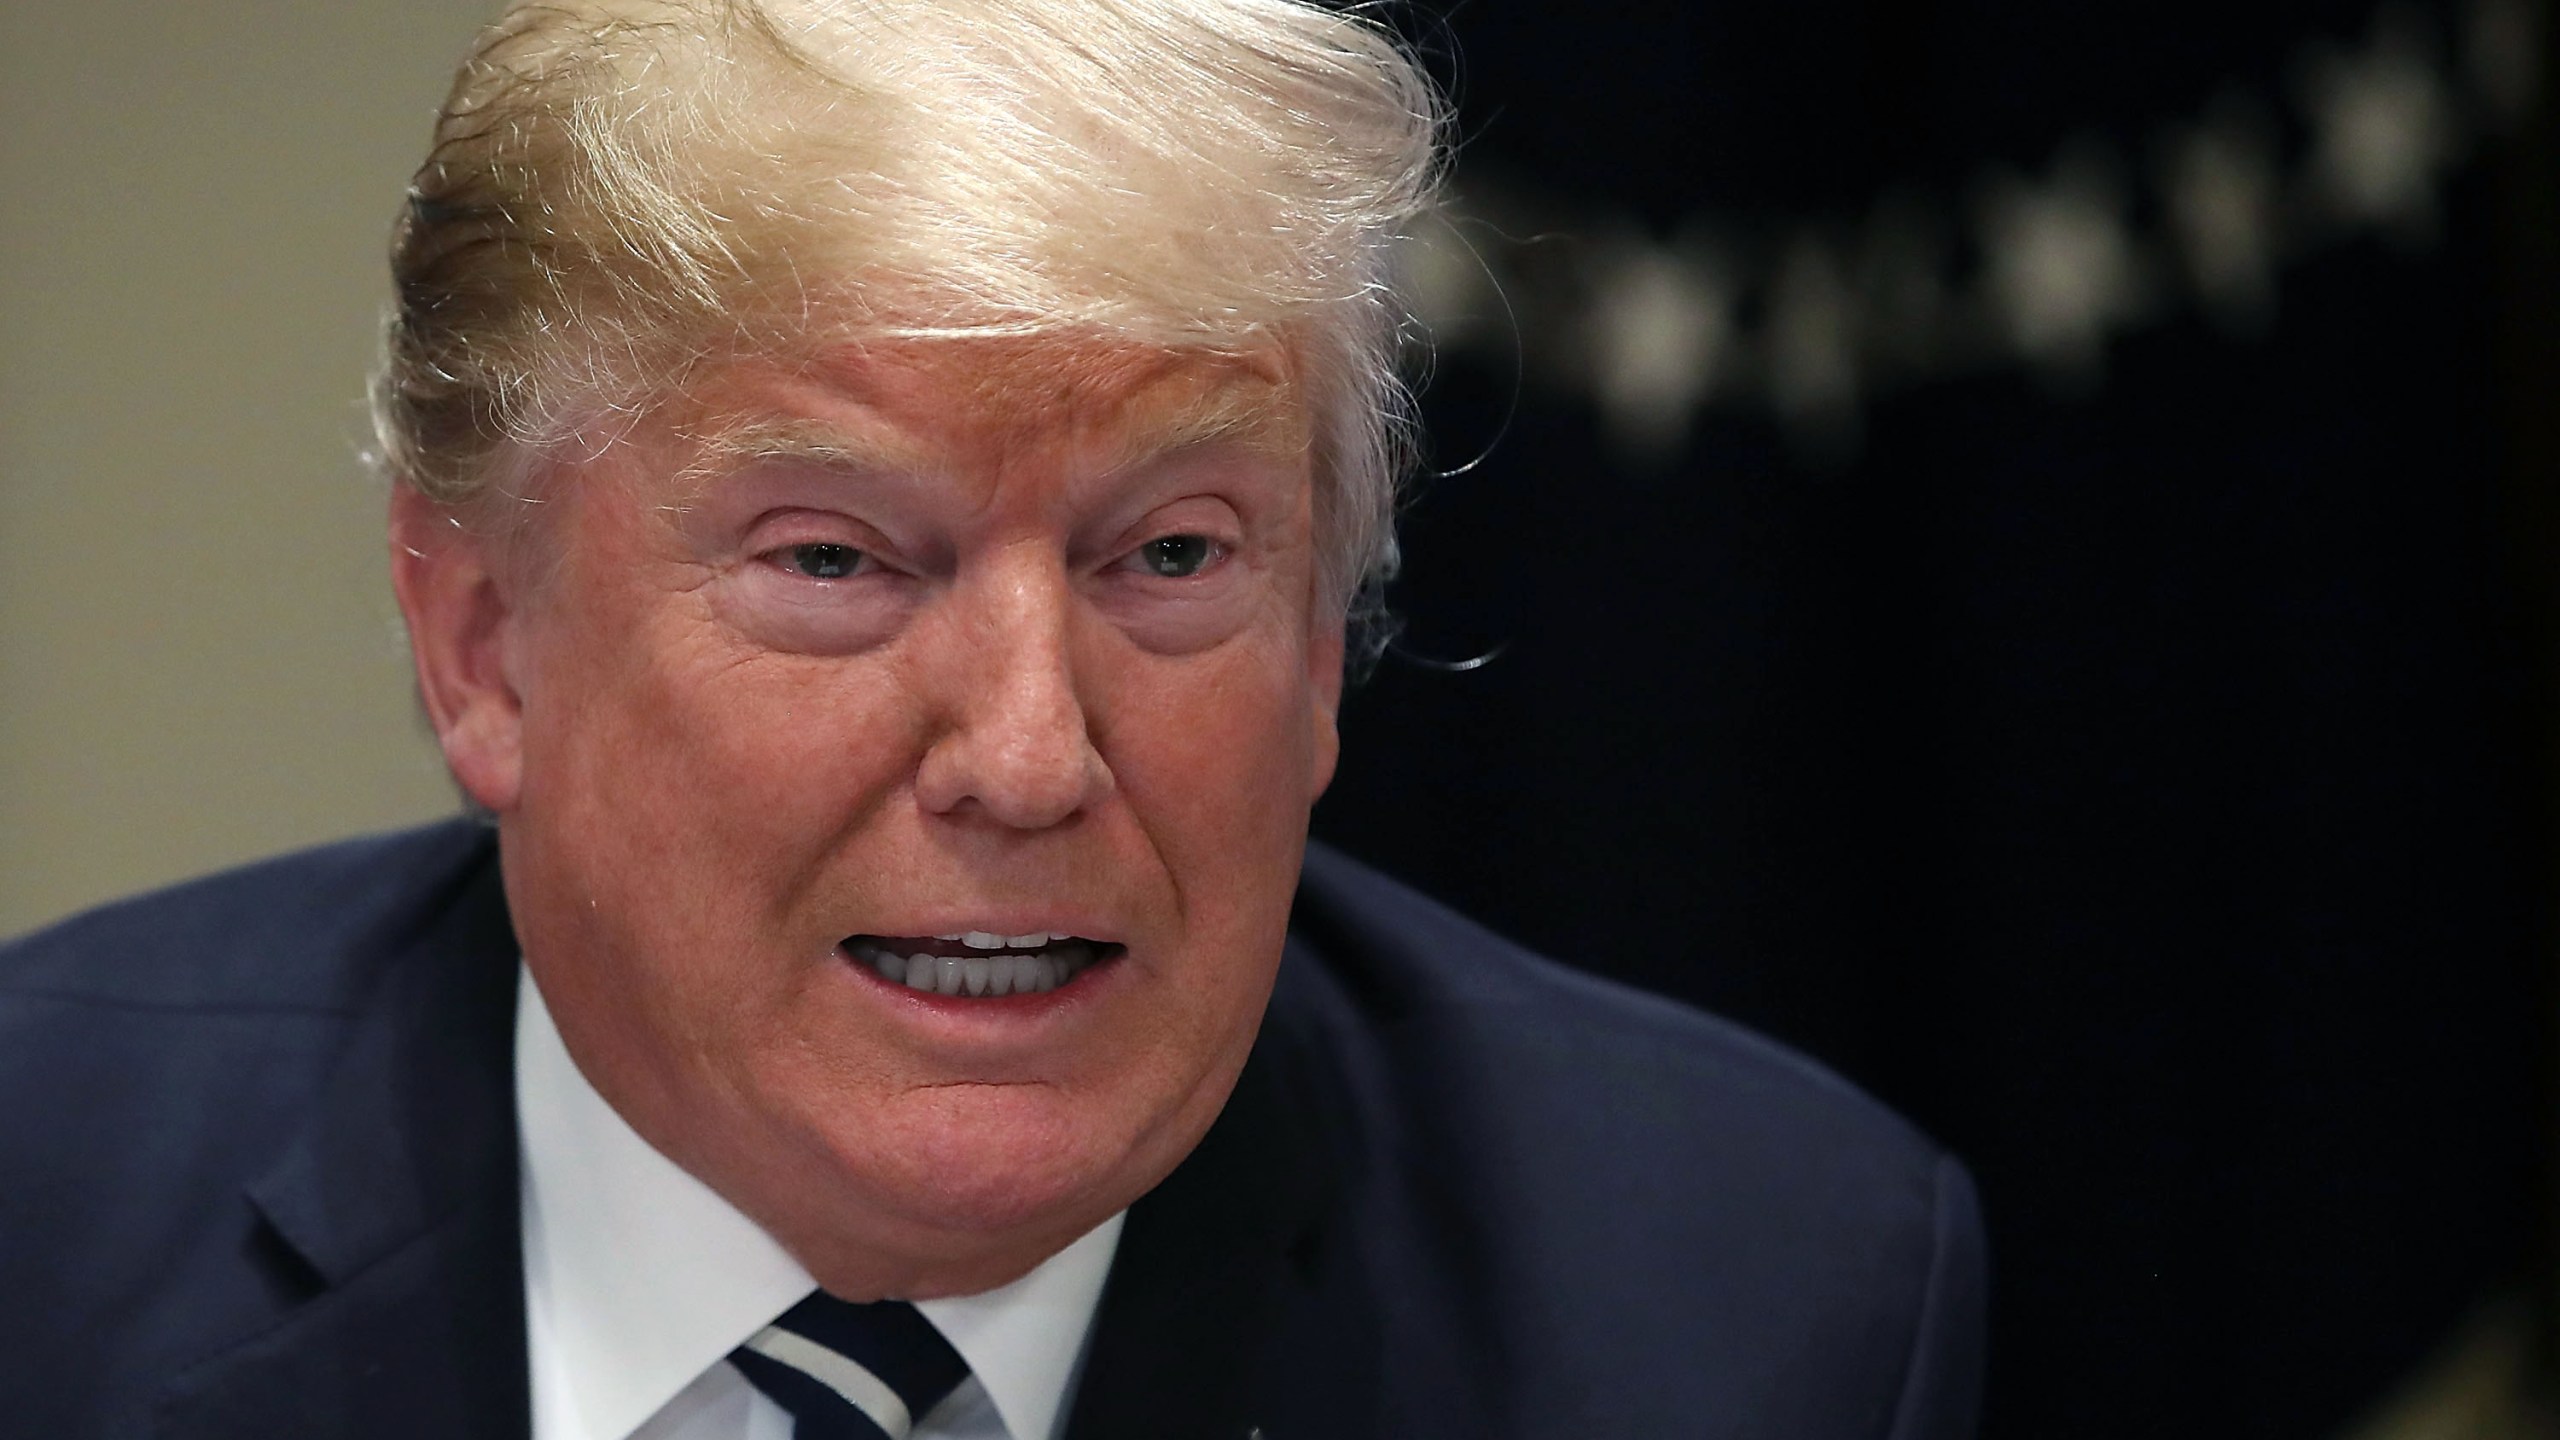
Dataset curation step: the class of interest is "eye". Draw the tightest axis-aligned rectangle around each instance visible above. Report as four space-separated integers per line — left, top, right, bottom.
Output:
1132 534 1220 579
784 542 866 579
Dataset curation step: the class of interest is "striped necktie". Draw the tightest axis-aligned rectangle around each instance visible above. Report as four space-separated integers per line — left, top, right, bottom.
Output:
728 1291 972 1440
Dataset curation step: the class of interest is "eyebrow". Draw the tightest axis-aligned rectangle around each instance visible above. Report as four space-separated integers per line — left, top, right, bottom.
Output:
1098 383 1303 470
648 415 923 517
682 416 926 480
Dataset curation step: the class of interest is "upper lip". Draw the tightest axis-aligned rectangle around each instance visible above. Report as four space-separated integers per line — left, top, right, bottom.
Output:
845 922 1121 946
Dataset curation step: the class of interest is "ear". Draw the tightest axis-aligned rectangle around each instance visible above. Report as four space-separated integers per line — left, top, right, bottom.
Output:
1307 621 1345 799
389 486 526 814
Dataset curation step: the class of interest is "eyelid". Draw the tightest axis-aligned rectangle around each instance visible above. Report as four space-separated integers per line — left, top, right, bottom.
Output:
744 507 908 569
1101 486 1242 540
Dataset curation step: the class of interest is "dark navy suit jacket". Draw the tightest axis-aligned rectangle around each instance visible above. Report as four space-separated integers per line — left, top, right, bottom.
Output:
0 822 1986 1438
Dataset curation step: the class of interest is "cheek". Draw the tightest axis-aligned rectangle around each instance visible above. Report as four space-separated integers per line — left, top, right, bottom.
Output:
1106 636 1323 925
540 584 894 793
511 586 924 957
507 629 924 1102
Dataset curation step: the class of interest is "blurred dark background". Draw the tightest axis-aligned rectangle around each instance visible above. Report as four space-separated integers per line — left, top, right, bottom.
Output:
1310 0 2560 1434
5 0 2552 1431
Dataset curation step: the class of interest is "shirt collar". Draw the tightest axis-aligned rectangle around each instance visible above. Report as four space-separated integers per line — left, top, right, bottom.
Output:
915 1219 1123 1440
515 964 1124 1440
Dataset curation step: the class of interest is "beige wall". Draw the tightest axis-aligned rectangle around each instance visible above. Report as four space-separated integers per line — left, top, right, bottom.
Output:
0 0 498 936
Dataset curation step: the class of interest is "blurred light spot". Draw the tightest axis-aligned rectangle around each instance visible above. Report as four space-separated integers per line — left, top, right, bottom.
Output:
2299 7 2459 242
1585 240 1732 461
1768 233 1861 460
1977 145 2146 384
2158 94 2282 335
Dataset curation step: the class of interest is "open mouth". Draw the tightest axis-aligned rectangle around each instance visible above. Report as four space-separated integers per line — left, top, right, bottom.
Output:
842 932 1119 998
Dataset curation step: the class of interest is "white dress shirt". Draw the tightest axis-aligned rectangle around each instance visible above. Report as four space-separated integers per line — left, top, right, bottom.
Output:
515 967 1125 1440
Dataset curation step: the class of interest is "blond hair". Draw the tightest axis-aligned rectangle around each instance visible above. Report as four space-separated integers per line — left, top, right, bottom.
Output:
371 0 1447 628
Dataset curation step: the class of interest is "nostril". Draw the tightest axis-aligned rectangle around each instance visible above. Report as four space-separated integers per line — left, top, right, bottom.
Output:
915 699 1110 828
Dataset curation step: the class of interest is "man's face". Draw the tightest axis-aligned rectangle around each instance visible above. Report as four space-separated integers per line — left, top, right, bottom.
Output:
400 340 1342 1298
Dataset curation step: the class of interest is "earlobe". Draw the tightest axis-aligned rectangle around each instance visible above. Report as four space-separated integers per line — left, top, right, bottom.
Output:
388 487 526 813
1308 624 1345 798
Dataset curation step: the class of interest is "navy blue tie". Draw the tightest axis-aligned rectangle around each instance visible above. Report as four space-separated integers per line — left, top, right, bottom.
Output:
728 1292 971 1440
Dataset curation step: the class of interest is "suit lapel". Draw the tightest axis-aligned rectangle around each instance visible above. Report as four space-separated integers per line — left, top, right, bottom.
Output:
154 840 531 1440
1062 940 1360 1440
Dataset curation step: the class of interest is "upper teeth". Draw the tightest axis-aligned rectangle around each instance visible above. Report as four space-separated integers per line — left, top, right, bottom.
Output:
847 932 1102 999
938 931 1060 950
870 948 1089 997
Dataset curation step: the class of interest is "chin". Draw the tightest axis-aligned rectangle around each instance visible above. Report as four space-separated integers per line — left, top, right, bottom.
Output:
828 1080 1177 1240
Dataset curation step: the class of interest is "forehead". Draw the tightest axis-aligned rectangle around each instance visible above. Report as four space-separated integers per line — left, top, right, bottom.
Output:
671 337 1310 483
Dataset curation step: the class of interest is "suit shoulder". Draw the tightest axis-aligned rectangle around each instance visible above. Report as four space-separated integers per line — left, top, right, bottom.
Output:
1277 845 1987 1436
0 819 498 1012
0 821 517 1432
1287 841 1942 1174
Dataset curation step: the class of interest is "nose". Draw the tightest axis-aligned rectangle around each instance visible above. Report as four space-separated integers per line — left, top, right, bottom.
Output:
913 555 1112 830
